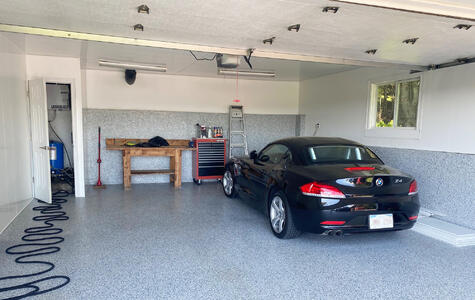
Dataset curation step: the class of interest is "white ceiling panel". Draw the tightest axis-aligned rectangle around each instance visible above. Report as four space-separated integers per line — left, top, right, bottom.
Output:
11 33 358 81
0 0 474 67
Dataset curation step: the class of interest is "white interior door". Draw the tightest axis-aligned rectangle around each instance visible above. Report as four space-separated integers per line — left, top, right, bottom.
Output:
29 79 52 203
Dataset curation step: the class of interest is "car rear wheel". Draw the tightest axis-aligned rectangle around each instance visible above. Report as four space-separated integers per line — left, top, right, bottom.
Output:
268 191 301 239
222 169 237 198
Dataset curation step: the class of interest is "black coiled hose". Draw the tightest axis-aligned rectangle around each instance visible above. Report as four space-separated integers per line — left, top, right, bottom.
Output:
0 191 71 299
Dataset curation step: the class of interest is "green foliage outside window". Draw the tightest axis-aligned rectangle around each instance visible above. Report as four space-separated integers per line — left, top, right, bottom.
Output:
374 79 419 128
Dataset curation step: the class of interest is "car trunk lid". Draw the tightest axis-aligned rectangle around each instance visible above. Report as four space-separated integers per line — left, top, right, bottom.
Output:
294 163 413 196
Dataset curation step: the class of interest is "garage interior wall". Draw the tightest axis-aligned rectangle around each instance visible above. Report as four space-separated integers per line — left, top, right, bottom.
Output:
299 64 475 229
0 33 32 233
2 38 473 231
83 69 301 185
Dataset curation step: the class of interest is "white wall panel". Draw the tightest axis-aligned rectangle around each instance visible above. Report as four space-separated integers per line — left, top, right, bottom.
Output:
299 64 475 154
85 69 299 115
0 33 31 233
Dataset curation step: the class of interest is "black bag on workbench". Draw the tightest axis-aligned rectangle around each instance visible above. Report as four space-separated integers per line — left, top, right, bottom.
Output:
135 136 169 147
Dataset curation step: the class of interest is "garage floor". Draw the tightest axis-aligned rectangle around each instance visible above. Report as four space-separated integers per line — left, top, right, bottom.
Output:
1 183 474 299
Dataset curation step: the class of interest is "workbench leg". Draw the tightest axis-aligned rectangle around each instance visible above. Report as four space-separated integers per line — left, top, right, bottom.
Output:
174 150 182 188
169 155 175 184
123 150 131 189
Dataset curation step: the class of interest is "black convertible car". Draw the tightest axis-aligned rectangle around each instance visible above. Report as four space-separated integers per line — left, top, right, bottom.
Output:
222 137 420 239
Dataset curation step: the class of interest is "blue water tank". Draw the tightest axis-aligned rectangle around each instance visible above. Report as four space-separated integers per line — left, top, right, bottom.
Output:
50 141 64 170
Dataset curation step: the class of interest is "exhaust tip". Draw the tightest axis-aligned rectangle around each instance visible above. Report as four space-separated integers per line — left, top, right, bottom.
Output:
335 230 343 237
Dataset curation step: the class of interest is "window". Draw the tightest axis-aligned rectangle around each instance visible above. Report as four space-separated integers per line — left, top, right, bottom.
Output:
307 145 381 164
368 78 421 130
258 144 291 164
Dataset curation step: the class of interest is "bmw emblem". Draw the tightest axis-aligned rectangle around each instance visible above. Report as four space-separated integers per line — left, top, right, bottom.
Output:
375 178 384 187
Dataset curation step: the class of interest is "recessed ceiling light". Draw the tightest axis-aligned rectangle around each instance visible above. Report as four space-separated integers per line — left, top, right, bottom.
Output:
402 38 418 45
454 24 472 30
137 4 150 14
322 6 339 13
263 37 275 45
365 49 377 55
133 24 144 31
287 24 301 32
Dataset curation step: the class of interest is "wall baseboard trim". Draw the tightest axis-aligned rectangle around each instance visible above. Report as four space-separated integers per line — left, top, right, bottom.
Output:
0 198 32 234
412 216 475 247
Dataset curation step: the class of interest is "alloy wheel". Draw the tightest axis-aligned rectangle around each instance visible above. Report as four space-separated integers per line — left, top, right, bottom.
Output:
223 170 233 195
269 196 286 233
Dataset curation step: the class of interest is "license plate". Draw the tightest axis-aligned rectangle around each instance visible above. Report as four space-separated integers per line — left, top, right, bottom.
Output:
369 214 394 229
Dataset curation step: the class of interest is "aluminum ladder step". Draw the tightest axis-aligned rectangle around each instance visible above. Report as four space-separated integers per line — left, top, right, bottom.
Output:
229 105 249 158
230 143 246 148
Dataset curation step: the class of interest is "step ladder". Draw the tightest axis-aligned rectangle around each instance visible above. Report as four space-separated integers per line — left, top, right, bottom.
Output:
228 105 249 159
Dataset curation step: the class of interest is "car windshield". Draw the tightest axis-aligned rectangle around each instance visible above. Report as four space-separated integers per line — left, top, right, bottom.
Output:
307 145 381 164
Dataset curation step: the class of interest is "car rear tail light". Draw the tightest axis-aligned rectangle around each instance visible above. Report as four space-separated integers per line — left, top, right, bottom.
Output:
408 215 418 221
409 180 418 195
345 167 375 171
320 221 346 225
300 182 346 198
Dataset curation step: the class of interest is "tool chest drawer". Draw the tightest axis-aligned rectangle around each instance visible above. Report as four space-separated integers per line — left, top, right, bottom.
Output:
192 138 227 182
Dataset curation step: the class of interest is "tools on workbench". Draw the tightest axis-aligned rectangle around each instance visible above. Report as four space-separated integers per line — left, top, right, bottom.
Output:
94 126 106 189
196 123 223 138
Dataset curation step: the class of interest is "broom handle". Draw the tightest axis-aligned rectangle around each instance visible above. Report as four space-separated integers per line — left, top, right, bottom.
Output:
97 127 102 185
98 127 101 158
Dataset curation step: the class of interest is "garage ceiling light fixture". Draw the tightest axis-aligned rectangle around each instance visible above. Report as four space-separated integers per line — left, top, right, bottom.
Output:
98 60 167 72
263 37 275 45
218 69 275 78
133 24 144 31
403 38 419 45
322 6 339 13
454 24 472 30
137 4 150 14
287 24 301 32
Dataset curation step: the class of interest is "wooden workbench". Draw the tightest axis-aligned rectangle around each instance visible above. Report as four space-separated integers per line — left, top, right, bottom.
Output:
106 138 195 189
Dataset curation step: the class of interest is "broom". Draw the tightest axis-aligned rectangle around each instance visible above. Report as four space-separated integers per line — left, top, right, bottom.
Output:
93 126 106 189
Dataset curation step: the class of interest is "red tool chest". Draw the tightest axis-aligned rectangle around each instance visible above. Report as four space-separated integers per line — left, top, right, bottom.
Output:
192 138 227 184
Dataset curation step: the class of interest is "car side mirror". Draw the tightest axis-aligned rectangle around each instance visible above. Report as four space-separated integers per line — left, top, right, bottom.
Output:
250 150 257 160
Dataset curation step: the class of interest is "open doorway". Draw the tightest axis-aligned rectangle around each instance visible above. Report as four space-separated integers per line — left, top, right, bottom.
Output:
46 83 75 195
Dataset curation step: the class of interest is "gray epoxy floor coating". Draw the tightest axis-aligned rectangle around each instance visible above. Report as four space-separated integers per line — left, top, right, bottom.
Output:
1 183 474 300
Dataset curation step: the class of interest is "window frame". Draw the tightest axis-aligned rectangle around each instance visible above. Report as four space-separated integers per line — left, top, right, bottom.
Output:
365 75 423 139
258 143 292 164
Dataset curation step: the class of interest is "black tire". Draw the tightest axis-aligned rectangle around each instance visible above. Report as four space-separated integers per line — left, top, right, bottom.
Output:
268 190 301 239
193 178 202 185
222 167 238 198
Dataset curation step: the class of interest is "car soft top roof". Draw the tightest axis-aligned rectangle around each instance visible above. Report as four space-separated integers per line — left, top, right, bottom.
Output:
273 137 362 148
270 137 364 165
